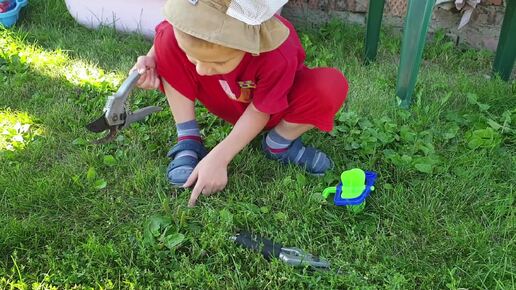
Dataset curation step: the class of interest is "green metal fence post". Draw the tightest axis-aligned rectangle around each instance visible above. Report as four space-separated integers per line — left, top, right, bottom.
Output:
493 0 516 81
364 0 386 64
395 0 436 108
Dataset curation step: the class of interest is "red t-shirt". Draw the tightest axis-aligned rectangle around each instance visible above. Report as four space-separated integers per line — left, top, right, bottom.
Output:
154 16 306 124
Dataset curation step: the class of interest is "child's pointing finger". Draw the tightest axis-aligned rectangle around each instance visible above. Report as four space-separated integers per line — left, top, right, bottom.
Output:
185 167 201 207
188 181 203 207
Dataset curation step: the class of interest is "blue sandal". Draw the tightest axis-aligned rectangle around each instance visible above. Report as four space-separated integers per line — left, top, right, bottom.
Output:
262 137 333 176
166 140 208 186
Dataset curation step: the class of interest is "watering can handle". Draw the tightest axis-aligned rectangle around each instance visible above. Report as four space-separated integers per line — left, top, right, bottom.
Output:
17 0 28 8
322 187 337 199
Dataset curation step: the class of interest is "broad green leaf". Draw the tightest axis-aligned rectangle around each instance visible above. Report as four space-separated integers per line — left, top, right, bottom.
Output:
383 149 397 158
143 219 158 246
415 163 433 174
358 119 373 129
466 93 478 104
477 103 490 112
86 167 96 182
94 179 107 190
274 212 287 221
445 111 466 125
296 173 307 187
72 138 88 145
401 155 412 163
147 215 172 237
149 221 163 237
71 175 81 185
282 176 292 186
487 119 502 131
440 92 452 105
443 124 459 140
397 110 411 121
467 137 484 150
103 155 117 166
466 128 501 149
219 209 233 224
501 110 513 123
243 203 261 214
163 233 185 250
417 143 434 155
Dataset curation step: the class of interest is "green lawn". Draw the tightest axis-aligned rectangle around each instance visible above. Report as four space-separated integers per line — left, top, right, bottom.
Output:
1 0 515 288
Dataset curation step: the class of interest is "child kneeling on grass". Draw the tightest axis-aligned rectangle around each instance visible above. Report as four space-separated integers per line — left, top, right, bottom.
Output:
131 0 348 207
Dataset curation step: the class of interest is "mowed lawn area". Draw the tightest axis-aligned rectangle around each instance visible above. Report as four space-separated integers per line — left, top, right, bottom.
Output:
1 0 514 288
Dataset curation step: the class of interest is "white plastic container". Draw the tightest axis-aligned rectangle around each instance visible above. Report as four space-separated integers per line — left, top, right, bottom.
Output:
64 0 166 38
64 0 284 38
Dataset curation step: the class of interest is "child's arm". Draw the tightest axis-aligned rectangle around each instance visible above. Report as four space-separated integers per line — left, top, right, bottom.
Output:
184 103 269 207
211 103 269 164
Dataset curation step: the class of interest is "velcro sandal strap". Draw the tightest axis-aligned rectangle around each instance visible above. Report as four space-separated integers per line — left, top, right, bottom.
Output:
166 139 207 159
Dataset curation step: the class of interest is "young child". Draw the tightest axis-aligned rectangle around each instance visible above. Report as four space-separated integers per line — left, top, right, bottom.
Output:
132 0 348 207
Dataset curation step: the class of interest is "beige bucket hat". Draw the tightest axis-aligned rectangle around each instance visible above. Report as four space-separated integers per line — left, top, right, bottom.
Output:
163 0 290 54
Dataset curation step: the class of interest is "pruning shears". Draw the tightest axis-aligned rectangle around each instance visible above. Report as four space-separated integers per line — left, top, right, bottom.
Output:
230 231 330 270
85 70 162 143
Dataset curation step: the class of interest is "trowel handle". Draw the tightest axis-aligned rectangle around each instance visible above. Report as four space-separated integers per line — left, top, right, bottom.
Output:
115 70 141 98
232 231 283 260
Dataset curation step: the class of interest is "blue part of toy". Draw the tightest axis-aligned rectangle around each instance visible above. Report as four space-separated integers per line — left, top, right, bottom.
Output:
0 0 28 28
333 171 377 206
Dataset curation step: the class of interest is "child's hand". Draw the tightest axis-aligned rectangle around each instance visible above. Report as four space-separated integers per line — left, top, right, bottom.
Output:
130 55 161 90
183 152 229 207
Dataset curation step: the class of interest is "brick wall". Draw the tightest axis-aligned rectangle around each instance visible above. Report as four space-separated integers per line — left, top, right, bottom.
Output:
283 0 507 51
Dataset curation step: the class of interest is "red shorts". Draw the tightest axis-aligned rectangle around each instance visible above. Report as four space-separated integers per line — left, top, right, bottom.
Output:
264 66 348 132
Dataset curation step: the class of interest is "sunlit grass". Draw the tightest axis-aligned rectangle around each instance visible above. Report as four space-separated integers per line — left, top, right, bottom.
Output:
0 109 43 152
0 29 121 89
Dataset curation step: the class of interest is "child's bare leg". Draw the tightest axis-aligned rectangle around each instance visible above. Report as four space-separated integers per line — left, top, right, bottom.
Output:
273 120 313 140
264 120 332 176
163 79 195 122
163 79 207 186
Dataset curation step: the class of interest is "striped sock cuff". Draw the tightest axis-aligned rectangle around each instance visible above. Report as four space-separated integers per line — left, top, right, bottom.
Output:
176 120 201 143
178 135 202 142
266 129 293 154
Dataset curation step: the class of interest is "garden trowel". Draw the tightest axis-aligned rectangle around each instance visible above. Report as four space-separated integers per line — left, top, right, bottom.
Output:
86 70 162 144
231 231 331 270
